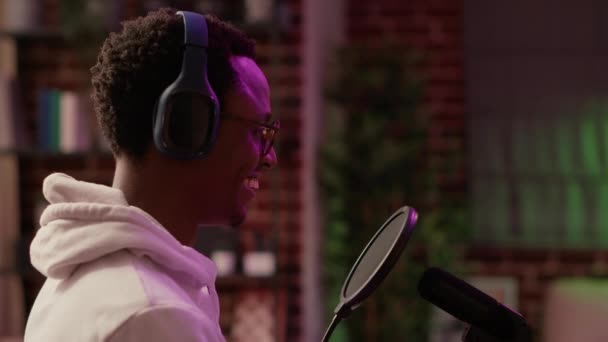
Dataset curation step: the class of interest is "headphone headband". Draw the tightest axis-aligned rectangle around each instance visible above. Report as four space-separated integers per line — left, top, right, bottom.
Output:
152 11 220 160
177 11 208 47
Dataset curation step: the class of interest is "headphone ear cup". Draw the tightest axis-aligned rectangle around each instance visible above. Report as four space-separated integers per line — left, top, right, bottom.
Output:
152 100 159 131
164 92 218 153
153 86 219 159
153 11 220 160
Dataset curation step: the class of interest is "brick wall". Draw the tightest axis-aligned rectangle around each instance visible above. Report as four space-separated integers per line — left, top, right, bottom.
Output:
347 0 466 197
345 1 608 339
467 247 608 335
249 0 304 339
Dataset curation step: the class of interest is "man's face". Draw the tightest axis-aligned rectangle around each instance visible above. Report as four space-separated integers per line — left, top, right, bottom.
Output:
185 56 278 225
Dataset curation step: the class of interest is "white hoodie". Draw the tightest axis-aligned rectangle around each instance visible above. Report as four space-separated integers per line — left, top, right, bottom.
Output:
24 173 226 342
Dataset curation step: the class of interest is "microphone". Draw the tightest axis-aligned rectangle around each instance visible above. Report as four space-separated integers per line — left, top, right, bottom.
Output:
418 267 530 340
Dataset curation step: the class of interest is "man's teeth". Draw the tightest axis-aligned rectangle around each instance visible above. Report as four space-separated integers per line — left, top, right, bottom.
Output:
246 177 259 190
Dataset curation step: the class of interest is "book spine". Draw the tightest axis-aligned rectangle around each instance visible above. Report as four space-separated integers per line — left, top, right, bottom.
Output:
49 89 61 152
0 77 12 150
60 91 77 153
37 89 50 151
76 92 93 151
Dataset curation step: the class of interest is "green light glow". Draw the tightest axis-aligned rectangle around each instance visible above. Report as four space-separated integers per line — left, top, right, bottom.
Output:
493 179 509 242
512 118 530 174
488 123 504 174
604 112 608 171
473 99 608 247
581 116 600 175
556 118 574 175
535 119 553 174
519 181 539 243
597 183 608 246
472 179 509 242
553 278 608 301
541 183 562 246
565 182 584 246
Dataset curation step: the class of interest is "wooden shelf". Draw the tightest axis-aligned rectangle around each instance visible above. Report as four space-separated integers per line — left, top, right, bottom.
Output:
217 274 287 290
15 150 113 159
465 245 608 263
0 29 62 40
0 149 111 158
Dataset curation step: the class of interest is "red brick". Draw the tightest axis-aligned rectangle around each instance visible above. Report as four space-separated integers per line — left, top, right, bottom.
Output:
428 0 463 13
424 65 463 81
425 84 464 101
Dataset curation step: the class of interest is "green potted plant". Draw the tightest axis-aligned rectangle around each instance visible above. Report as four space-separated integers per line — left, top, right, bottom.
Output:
59 0 117 66
319 43 469 341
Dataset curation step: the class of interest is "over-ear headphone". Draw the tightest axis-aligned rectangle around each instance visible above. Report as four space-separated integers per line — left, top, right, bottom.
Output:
153 11 220 160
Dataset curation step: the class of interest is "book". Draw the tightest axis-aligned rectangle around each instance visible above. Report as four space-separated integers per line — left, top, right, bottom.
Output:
75 92 93 152
0 37 16 79
0 77 15 150
60 91 78 153
60 91 93 153
37 89 51 151
3 0 38 32
0 153 25 337
49 89 61 151
38 89 98 153
0 0 5 30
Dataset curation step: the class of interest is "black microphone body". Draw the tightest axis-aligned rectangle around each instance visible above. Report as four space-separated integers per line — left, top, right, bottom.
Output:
418 267 532 342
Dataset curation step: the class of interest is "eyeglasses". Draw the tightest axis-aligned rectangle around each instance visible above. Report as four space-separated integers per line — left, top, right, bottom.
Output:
223 114 280 157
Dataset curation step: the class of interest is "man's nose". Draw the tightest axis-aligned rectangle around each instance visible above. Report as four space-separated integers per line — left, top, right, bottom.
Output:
260 147 278 170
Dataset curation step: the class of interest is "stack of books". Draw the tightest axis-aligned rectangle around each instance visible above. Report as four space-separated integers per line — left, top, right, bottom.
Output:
37 89 95 153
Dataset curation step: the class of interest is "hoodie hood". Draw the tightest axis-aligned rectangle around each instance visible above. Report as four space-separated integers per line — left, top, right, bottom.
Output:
30 173 217 288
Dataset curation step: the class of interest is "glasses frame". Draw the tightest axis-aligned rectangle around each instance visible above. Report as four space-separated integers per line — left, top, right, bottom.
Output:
222 114 280 157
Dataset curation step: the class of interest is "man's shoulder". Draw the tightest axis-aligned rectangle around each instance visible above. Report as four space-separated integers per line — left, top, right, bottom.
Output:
25 250 200 341
107 302 225 342
67 250 151 302
71 249 197 308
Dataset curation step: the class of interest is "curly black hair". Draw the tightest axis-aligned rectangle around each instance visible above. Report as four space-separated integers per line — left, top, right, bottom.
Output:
91 7 255 158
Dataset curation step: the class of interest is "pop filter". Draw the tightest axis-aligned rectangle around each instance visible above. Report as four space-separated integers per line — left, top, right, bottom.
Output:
322 206 418 342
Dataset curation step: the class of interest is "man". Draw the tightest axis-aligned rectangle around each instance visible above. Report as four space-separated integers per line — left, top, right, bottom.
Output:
24 7 278 341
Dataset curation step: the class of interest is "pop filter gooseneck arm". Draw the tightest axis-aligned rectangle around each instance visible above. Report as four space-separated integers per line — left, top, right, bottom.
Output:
322 206 418 342
321 314 342 342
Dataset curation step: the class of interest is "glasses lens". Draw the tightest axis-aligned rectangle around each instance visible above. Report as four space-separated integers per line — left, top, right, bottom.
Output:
262 127 276 156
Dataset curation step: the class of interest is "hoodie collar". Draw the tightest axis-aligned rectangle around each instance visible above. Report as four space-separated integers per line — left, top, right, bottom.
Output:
30 173 217 288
